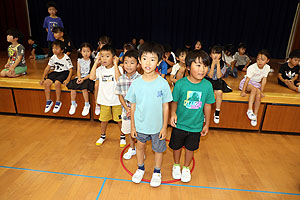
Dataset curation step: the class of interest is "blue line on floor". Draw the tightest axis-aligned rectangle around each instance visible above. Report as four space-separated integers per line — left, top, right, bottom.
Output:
1 165 299 196
96 177 106 200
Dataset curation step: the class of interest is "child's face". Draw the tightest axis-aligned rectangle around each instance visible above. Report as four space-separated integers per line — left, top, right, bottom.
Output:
81 47 91 60
28 39 34 45
178 52 187 64
100 50 114 67
52 45 64 56
132 38 137 45
195 41 202 50
6 35 14 43
289 57 300 67
210 52 221 60
189 57 208 81
256 54 269 69
124 56 138 75
225 50 231 56
238 48 246 55
54 31 63 40
139 52 159 74
48 7 57 16
139 39 144 44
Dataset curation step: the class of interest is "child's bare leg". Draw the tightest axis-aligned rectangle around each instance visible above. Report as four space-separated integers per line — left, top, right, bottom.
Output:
154 152 163 169
253 88 261 115
184 149 194 167
286 81 298 92
129 135 135 149
0 70 6 77
44 79 53 100
214 90 223 110
54 80 62 101
136 141 146 165
82 89 89 102
246 85 257 111
94 80 99 104
173 148 182 164
71 90 76 101
100 121 109 135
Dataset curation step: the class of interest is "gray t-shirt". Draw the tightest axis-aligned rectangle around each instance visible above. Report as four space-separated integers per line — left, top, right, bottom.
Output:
78 58 91 78
233 52 250 66
8 44 26 67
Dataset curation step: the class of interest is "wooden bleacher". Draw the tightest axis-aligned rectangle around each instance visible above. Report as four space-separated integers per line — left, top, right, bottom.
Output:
0 51 299 133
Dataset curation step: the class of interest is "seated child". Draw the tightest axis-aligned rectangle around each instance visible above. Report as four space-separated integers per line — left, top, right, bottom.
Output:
52 27 72 56
28 36 47 60
67 43 95 116
169 50 215 183
89 45 124 147
118 43 135 66
40 40 73 113
277 49 300 93
222 44 238 78
170 48 187 84
1 29 27 77
163 44 176 74
239 49 271 126
206 45 229 124
116 50 141 158
125 42 173 187
156 57 168 78
233 43 251 71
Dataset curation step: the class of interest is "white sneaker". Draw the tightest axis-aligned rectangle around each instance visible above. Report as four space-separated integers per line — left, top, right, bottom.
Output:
69 104 77 115
213 113 220 124
251 119 257 126
150 172 162 187
172 165 181 179
53 101 62 113
96 136 106 146
123 147 136 160
181 168 191 183
44 101 53 113
120 138 126 148
246 110 256 120
95 104 100 115
132 169 145 183
82 104 90 116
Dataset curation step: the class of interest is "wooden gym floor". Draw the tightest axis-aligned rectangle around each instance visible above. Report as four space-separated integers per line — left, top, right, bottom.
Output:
0 115 299 200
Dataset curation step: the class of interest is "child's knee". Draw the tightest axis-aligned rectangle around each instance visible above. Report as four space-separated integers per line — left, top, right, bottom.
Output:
44 80 52 87
215 90 223 97
0 70 6 77
54 80 61 86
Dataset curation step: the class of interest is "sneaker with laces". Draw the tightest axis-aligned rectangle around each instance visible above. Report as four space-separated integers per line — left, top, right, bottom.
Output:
69 104 77 115
123 147 136 160
82 104 90 116
213 113 220 124
181 167 191 183
44 100 53 113
172 165 181 179
120 138 126 148
150 172 162 187
53 101 62 113
246 110 256 120
132 169 145 183
251 119 257 126
96 135 106 146
95 104 100 115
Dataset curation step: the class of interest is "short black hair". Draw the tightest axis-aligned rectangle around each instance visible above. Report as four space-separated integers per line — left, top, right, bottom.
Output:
52 40 65 51
124 49 138 62
224 44 236 56
210 45 223 54
185 50 210 67
238 43 247 49
257 49 270 59
47 1 57 9
163 44 172 53
123 43 135 51
100 44 116 56
6 29 23 43
98 36 112 46
175 48 188 57
52 27 64 33
138 42 164 61
289 49 300 59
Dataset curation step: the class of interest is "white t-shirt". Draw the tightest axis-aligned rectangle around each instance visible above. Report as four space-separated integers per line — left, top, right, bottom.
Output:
170 63 181 77
96 65 124 106
222 51 235 65
48 54 73 72
78 58 91 78
245 63 270 82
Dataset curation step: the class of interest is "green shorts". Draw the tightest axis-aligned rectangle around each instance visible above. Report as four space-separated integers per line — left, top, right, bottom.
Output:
3 66 27 74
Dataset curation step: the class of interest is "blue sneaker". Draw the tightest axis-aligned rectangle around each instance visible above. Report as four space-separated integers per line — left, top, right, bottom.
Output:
44 100 53 113
53 101 62 113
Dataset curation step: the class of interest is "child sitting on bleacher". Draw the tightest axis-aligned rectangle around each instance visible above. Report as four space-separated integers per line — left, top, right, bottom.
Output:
1 29 27 78
233 43 251 71
239 49 270 127
277 49 300 93
170 48 187 84
67 43 94 116
222 44 238 78
52 27 72 56
40 40 73 113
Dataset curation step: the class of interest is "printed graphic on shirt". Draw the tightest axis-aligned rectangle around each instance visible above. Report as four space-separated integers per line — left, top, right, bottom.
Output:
49 22 58 32
102 75 114 82
157 90 163 97
184 91 202 109
285 71 296 79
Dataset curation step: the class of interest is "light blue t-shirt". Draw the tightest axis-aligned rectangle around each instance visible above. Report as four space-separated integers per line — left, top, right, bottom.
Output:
125 75 173 134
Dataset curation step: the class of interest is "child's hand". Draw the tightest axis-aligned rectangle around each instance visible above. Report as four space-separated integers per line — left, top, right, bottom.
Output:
95 56 101 65
261 92 265 98
242 67 247 71
201 125 209 136
170 113 177 127
40 79 45 85
5 64 10 69
159 128 167 140
131 127 137 138
126 107 131 117
63 79 69 86
240 91 247 97
113 56 119 66
8 66 15 73
76 78 83 84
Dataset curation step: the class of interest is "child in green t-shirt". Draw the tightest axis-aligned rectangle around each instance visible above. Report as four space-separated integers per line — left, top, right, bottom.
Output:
169 50 215 183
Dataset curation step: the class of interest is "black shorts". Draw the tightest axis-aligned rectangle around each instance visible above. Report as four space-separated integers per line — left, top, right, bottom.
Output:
67 78 95 93
278 79 299 87
237 65 245 71
169 127 201 151
47 71 69 83
205 77 223 91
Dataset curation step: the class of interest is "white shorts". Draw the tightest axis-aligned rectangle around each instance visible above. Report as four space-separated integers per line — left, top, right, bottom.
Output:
121 112 131 134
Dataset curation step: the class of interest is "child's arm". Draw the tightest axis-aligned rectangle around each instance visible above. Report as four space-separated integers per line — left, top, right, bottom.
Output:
30 48 36 59
114 56 121 82
260 77 267 97
277 73 287 84
240 77 250 97
159 102 169 140
130 103 137 138
207 60 216 78
170 75 177 84
89 56 101 80
118 95 130 117
40 65 51 85
4 58 10 68
170 101 178 127
216 60 223 79
244 59 251 69
201 103 211 136
63 68 73 86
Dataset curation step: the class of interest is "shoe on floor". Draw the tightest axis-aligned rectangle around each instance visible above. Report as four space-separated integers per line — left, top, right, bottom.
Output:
96 135 106 146
44 100 53 113
82 104 90 116
132 169 145 183
123 147 136 160
53 101 62 113
150 172 162 187
95 104 100 115
69 104 77 115
172 165 181 180
181 167 191 183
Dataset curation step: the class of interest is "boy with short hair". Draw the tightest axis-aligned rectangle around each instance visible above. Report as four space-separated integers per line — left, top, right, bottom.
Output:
278 49 300 93
1 29 27 77
90 45 124 146
40 40 73 113
43 1 64 57
169 50 215 183
233 43 251 71
116 50 141 158
125 42 173 187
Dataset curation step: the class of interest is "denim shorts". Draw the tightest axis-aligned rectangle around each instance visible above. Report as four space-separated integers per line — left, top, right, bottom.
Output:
136 132 166 153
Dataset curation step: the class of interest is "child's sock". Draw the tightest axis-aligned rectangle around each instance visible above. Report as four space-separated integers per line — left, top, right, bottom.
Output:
85 102 90 107
71 101 76 106
154 167 161 173
120 134 126 140
100 134 106 140
46 100 52 105
215 109 220 116
183 166 190 170
138 164 145 171
173 163 180 167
